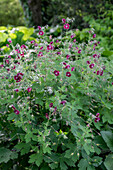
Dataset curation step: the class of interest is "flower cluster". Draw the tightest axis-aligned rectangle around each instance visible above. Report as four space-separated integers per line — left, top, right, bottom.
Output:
95 113 100 123
12 105 20 115
14 73 24 82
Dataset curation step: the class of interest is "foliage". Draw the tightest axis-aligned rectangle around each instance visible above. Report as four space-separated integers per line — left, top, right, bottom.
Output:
0 0 25 26
19 0 113 30
83 2 113 51
0 19 113 169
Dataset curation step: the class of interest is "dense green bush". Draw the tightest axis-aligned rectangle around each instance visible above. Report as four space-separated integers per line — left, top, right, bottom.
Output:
84 2 113 51
0 0 25 26
0 20 113 170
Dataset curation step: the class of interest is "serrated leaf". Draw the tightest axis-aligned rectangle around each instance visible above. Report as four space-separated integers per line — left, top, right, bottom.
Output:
0 147 11 163
60 160 68 170
101 131 113 152
78 158 88 170
29 151 43 167
25 133 32 143
15 142 30 155
49 162 58 169
10 152 18 159
104 154 113 170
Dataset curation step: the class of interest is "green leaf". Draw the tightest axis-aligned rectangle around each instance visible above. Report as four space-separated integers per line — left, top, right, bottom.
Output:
101 131 113 152
10 152 18 159
15 142 30 155
49 162 58 169
0 147 17 163
104 154 113 170
0 32 8 42
78 158 88 170
29 151 43 167
0 147 11 163
60 160 68 170
102 51 113 57
0 26 7 31
43 143 52 154
25 133 32 143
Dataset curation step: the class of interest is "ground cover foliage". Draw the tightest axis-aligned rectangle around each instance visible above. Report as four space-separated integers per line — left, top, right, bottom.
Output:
0 19 113 170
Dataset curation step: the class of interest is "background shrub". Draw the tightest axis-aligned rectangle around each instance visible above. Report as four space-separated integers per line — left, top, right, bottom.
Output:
0 0 25 26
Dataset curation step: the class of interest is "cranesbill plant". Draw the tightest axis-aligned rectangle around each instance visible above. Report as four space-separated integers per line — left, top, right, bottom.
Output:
0 18 113 170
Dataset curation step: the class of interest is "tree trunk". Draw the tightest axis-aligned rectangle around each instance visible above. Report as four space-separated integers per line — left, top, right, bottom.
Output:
28 0 42 26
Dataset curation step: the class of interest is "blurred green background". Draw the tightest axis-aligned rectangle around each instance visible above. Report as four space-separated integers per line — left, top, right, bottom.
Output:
0 0 113 50
0 0 112 29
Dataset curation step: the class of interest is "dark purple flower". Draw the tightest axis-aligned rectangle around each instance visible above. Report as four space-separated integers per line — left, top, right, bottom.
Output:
7 68 10 71
78 49 81 54
89 63 94 69
8 55 11 58
6 44 9 47
62 18 66 23
38 51 43 57
50 41 53 44
93 34 96 38
64 23 69 29
12 66 16 70
71 67 75 71
61 100 66 106
96 113 100 117
39 30 44 35
45 113 49 119
57 52 61 55
14 73 24 82
17 73 24 76
6 59 9 64
100 70 103 76
54 70 59 76
15 89 19 92
8 40 12 43
66 54 70 59
47 45 53 50
93 54 97 58
38 26 41 30
49 103 53 107
14 109 20 115
21 44 26 48
54 107 57 112
27 87 32 92
65 65 70 69
40 46 43 50
95 117 100 123
66 72 71 77
12 105 16 110
0 64 4 67
71 34 75 38
63 62 66 65
96 71 100 75
87 61 90 64
20 52 24 57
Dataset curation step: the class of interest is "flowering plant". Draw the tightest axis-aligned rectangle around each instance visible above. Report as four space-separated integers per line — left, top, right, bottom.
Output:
0 19 113 170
